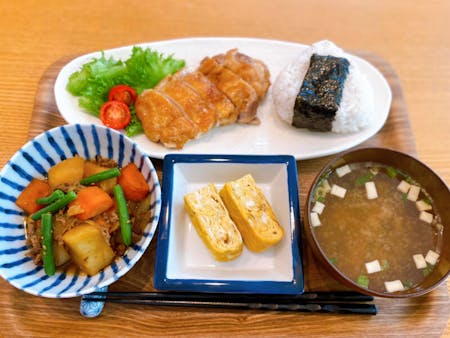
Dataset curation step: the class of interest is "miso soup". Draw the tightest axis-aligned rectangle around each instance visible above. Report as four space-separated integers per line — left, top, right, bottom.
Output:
310 162 443 293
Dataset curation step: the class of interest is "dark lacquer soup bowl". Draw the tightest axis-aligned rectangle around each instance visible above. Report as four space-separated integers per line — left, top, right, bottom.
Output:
304 147 449 298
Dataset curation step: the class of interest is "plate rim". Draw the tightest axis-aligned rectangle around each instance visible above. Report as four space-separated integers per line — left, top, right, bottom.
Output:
54 36 392 160
153 153 304 294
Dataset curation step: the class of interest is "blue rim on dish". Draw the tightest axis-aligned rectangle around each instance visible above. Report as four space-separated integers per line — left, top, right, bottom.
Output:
154 154 304 294
0 124 161 298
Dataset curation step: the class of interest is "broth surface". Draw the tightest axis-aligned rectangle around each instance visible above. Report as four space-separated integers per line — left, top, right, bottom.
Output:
312 162 443 293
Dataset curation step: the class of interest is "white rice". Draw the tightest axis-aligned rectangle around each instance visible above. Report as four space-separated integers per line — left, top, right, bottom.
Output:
272 40 374 133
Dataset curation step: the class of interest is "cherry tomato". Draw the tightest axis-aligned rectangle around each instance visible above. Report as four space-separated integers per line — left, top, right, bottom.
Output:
108 85 137 106
100 100 131 130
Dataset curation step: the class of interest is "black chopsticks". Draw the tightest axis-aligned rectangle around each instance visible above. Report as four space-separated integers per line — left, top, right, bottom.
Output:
81 291 377 315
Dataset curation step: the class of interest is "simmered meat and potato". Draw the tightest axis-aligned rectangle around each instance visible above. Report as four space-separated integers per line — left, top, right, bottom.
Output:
16 156 151 276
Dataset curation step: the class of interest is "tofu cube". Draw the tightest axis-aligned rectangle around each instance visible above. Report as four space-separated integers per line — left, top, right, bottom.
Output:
365 259 382 274
330 184 346 198
310 212 321 227
419 211 433 224
425 250 439 265
407 185 421 202
397 180 411 194
365 181 378 199
413 254 427 269
384 280 405 293
416 200 432 212
336 165 351 178
312 201 325 214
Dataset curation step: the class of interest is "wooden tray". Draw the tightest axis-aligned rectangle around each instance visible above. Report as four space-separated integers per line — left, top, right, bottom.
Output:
2 52 448 337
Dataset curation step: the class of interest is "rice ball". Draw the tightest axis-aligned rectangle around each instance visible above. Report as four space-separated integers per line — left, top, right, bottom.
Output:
272 40 374 133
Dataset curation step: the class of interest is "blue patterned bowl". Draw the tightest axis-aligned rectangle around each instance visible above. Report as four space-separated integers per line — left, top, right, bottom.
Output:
0 124 161 298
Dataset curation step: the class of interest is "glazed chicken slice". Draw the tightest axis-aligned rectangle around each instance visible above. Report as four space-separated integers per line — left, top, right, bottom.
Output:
181 71 238 126
135 89 199 149
134 48 271 149
156 75 218 133
198 57 260 124
213 49 271 100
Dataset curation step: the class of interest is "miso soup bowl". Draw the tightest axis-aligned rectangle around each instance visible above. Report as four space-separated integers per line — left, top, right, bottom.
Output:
304 147 450 298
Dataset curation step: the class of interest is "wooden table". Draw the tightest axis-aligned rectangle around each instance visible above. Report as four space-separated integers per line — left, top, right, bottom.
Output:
0 1 449 336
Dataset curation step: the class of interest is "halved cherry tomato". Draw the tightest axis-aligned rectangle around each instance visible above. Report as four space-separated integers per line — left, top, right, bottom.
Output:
100 100 131 130
108 85 137 106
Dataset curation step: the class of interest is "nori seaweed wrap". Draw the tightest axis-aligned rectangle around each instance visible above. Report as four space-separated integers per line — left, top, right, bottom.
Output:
292 54 350 132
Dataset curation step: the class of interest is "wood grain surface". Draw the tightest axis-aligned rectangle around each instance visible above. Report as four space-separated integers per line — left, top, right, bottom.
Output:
0 50 446 337
0 1 449 336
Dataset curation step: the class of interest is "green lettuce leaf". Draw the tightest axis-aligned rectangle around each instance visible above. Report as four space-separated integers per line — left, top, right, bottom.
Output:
66 47 186 134
67 53 127 115
124 46 186 94
125 106 144 137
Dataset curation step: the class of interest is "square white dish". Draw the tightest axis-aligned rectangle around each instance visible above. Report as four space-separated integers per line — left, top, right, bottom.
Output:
154 154 304 294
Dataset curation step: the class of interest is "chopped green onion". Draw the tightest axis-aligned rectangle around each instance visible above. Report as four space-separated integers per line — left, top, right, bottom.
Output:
113 184 131 246
314 189 326 202
381 259 390 271
356 275 369 288
386 166 397 178
80 167 121 185
423 265 434 277
317 196 326 204
329 257 337 265
404 176 415 184
401 193 408 202
369 167 380 176
41 213 55 276
36 189 65 205
422 196 433 205
403 280 414 289
321 169 332 181
397 169 417 185
314 178 331 202
31 190 77 221
355 172 374 187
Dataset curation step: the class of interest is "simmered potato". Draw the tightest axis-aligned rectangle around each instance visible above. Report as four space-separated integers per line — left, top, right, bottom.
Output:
62 222 114 275
53 241 71 267
48 156 85 189
83 161 117 194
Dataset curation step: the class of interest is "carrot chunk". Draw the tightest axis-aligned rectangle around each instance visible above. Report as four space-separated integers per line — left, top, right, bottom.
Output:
69 186 114 220
16 179 51 214
117 163 149 201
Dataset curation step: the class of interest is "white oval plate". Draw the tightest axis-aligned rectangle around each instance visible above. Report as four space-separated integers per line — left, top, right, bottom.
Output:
54 37 392 160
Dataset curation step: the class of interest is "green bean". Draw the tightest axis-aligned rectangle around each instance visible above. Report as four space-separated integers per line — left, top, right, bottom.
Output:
80 167 121 185
113 184 131 246
36 189 65 205
31 190 77 221
41 213 55 276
